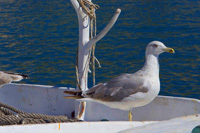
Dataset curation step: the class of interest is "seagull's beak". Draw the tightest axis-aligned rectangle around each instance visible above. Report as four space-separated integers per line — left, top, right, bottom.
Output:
162 47 175 53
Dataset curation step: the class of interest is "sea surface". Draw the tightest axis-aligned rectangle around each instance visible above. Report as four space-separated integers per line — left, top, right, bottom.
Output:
0 0 199 99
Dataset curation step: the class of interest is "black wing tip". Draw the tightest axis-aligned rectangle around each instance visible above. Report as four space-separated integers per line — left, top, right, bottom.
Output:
21 74 29 79
4 72 29 79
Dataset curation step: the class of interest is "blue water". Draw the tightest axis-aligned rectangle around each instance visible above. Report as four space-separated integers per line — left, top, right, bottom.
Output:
0 0 199 99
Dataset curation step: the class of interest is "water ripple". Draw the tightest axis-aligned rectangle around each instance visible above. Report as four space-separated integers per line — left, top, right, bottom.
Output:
0 0 199 99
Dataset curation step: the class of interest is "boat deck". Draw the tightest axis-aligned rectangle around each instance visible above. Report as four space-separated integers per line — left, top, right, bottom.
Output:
0 84 199 132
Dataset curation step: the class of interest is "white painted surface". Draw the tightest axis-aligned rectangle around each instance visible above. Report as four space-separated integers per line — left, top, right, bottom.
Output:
1 83 200 121
76 95 200 121
0 121 155 133
0 83 200 132
120 114 200 133
0 83 76 117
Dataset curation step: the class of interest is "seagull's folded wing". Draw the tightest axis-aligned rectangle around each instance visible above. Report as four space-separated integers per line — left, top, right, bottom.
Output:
85 73 148 101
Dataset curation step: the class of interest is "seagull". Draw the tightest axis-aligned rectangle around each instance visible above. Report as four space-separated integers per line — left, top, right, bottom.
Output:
64 41 175 121
0 71 29 88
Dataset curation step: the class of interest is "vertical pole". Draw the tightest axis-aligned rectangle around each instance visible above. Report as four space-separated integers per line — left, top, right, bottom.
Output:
70 0 121 120
77 12 90 91
71 0 91 120
71 0 91 91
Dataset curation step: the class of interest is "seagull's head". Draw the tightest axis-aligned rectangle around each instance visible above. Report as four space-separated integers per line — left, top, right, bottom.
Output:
146 41 175 56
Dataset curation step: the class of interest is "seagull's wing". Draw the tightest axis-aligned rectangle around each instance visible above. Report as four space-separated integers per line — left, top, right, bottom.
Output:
84 73 148 101
0 71 28 87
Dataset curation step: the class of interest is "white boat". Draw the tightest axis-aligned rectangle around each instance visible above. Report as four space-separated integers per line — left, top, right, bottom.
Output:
0 83 199 133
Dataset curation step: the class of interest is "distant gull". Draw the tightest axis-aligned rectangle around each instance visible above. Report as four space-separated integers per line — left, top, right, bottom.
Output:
0 71 28 88
64 41 175 121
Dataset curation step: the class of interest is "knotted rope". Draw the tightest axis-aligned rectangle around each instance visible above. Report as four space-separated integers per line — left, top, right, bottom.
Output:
0 101 80 125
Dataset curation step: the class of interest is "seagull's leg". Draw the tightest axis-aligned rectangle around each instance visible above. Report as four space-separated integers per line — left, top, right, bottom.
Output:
128 110 132 121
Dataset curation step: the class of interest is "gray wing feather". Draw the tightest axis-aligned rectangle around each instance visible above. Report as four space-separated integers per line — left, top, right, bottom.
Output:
85 74 148 101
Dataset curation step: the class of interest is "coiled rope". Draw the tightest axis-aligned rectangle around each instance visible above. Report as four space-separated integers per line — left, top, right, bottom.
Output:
0 101 80 125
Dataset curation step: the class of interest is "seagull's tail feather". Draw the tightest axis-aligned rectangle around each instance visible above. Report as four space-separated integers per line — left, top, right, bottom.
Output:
64 90 84 99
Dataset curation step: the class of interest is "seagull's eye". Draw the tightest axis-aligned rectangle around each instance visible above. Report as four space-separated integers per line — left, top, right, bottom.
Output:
152 44 158 48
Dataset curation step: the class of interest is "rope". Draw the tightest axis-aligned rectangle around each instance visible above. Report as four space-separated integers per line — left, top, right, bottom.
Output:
79 0 99 19
0 101 81 125
90 5 97 86
0 107 15 115
76 49 82 90
0 101 25 114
